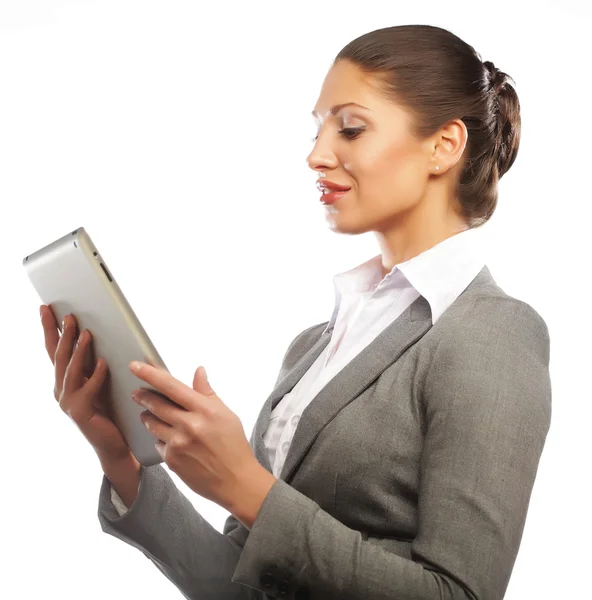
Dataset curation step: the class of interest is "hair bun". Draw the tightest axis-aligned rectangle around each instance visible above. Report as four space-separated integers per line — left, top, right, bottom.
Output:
480 60 520 178
483 60 506 94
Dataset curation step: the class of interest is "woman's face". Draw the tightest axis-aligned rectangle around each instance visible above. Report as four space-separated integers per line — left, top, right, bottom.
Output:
307 60 440 236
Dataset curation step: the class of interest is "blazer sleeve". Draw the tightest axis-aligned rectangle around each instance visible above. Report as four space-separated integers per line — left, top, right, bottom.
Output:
229 299 552 600
96 324 325 600
97 464 259 600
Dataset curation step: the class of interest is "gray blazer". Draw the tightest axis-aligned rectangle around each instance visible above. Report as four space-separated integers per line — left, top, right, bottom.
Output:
98 264 552 600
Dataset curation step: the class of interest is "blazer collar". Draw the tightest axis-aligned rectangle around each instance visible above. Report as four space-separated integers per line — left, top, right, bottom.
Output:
322 227 487 333
251 263 497 484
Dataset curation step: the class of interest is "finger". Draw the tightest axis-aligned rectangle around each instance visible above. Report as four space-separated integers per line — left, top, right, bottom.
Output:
83 356 109 399
55 315 78 398
141 412 174 443
62 355 104 427
91 383 117 423
80 333 97 380
132 389 185 426
40 305 61 366
63 328 92 396
130 363 197 411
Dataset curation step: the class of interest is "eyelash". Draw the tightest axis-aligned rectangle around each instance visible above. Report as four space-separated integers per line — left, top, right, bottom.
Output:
311 127 364 142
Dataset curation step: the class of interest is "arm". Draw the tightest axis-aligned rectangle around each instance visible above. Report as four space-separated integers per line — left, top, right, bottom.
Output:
229 300 552 600
97 324 323 599
100 452 141 511
98 463 259 600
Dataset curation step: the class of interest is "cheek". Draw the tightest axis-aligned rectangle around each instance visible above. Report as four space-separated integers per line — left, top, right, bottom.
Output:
356 142 422 192
383 142 420 174
348 144 425 218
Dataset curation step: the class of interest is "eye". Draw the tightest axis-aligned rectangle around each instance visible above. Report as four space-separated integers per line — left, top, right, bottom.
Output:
311 127 365 142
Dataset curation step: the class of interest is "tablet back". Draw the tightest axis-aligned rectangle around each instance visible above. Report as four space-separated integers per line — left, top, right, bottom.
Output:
24 227 165 466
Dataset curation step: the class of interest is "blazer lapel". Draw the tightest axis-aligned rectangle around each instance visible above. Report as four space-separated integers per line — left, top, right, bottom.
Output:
250 329 333 472
280 294 432 483
251 265 494 484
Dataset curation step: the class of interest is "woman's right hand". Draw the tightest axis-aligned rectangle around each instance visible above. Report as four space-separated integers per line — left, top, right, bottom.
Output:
40 304 136 465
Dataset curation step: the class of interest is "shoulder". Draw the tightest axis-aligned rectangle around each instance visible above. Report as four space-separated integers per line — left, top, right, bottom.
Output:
285 321 327 354
424 293 551 402
273 321 327 385
469 295 550 366
420 292 551 410
431 283 550 367
422 293 552 434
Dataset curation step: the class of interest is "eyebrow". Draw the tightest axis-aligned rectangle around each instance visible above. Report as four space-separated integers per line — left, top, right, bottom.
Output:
311 102 370 118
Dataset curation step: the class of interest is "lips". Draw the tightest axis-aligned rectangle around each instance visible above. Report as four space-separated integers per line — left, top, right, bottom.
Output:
319 188 350 205
317 179 351 192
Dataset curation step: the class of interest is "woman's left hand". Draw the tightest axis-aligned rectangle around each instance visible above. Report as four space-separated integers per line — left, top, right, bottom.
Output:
128 360 271 516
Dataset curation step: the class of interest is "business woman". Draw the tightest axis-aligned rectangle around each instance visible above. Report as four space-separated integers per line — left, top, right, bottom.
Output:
41 24 551 600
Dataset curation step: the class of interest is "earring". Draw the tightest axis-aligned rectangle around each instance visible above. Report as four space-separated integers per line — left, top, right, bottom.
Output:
435 165 440 171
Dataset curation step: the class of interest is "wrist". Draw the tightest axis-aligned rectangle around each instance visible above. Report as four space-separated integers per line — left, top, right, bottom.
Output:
230 463 277 530
97 448 139 471
99 452 142 509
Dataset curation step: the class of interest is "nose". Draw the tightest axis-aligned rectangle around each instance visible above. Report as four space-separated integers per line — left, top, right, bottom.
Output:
306 141 338 173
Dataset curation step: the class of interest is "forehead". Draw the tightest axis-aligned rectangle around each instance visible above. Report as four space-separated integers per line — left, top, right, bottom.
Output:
312 60 386 120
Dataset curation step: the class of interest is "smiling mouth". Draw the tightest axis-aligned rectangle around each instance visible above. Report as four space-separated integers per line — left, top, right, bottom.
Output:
320 189 350 205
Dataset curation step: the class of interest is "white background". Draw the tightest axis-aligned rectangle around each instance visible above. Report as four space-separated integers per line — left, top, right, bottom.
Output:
1 1 590 598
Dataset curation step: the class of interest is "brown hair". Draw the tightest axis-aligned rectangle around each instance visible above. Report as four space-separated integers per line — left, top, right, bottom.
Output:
334 24 521 228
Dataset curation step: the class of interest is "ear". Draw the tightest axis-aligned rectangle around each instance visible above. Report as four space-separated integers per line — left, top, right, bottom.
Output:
431 118 468 173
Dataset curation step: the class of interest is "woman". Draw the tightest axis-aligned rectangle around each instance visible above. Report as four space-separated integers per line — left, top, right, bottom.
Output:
40 24 551 600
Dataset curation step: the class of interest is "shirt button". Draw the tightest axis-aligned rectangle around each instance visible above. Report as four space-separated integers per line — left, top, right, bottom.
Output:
281 441 290 455
291 415 300 427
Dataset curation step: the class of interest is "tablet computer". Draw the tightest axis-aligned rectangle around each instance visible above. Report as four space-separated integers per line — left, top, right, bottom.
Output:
23 227 168 467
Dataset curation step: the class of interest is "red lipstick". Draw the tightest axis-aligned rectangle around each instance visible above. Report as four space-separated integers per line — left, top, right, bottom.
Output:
320 190 350 205
317 179 351 205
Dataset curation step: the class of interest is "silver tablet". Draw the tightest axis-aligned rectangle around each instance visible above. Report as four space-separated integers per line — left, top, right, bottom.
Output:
23 227 168 467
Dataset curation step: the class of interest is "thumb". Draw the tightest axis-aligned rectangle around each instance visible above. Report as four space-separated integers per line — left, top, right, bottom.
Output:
193 365 216 397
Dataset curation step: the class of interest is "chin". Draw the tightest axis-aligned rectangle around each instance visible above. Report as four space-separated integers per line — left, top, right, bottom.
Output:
326 213 372 235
